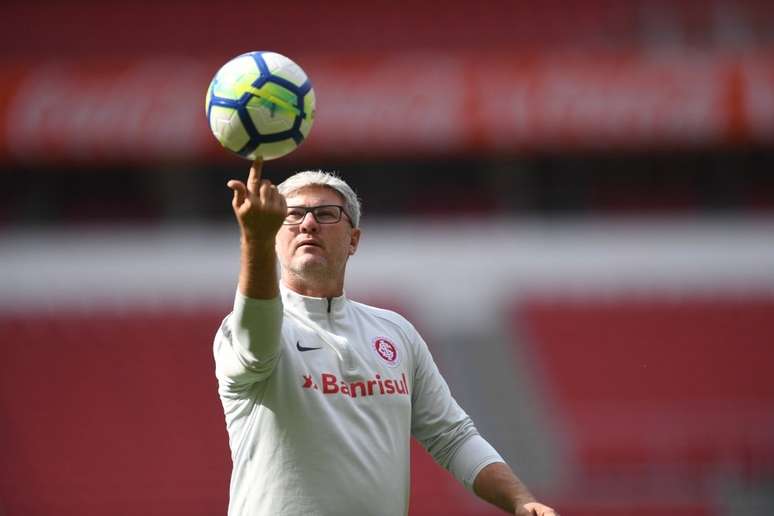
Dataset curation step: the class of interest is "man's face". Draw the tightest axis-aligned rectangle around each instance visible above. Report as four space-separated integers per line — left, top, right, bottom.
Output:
276 185 360 281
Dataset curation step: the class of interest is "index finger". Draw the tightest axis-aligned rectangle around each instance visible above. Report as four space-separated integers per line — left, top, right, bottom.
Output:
247 157 264 193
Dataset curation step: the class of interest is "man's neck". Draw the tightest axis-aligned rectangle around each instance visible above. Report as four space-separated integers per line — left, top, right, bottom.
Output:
281 273 344 299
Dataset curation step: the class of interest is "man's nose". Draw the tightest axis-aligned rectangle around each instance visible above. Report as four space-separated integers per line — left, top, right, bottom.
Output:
299 212 320 232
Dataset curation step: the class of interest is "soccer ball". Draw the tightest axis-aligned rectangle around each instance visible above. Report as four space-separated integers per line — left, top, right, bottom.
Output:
205 51 315 161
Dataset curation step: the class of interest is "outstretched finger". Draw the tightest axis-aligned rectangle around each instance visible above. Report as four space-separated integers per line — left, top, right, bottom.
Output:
247 158 264 194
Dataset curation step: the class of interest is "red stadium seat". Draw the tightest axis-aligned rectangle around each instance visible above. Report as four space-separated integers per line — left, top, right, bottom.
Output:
0 310 232 516
513 295 774 476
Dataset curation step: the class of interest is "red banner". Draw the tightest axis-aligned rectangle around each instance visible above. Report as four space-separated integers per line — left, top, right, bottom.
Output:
1 52 772 165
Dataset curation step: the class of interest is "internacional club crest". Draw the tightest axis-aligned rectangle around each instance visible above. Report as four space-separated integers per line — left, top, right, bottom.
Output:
372 336 400 367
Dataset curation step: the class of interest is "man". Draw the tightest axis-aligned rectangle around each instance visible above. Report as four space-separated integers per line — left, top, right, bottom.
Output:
213 159 557 516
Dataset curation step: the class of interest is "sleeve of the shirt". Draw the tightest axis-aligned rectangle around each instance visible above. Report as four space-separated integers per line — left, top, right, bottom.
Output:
409 328 504 491
213 290 283 392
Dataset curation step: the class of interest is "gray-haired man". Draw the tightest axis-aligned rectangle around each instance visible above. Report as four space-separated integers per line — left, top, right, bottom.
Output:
213 159 557 516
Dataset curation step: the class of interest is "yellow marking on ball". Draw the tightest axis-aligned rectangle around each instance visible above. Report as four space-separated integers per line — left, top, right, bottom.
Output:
246 86 309 119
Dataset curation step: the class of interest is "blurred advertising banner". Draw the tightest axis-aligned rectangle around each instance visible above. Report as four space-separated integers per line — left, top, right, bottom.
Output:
1 53 773 165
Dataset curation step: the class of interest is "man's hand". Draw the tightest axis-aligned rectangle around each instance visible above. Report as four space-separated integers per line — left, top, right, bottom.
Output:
227 159 287 299
226 158 287 244
517 502 559 516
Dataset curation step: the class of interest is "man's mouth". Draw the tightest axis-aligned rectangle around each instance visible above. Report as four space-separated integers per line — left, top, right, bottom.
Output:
296 240 323 250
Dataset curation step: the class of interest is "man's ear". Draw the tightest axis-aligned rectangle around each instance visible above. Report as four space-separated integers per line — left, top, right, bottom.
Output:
349 227 361 256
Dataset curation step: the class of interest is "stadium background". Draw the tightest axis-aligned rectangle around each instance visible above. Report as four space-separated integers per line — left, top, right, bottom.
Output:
2 1 774 515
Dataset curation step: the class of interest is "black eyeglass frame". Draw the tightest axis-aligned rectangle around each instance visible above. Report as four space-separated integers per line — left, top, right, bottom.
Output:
282 205 354 227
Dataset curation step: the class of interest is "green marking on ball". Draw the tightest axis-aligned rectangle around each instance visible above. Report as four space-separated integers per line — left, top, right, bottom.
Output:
247 83 307 119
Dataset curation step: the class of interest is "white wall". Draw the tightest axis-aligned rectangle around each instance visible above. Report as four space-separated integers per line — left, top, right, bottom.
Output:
3 216 773 327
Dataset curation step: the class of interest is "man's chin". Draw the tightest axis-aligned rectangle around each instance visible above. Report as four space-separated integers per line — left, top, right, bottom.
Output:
290 256 328 275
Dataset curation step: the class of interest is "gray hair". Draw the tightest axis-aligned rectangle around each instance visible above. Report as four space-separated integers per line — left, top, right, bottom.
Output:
277 170 362 227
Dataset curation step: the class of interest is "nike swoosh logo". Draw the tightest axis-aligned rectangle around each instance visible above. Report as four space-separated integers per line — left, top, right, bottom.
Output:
297 341 322 352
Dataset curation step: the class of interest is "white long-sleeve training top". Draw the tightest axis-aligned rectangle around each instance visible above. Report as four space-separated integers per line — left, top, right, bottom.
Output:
213 285 503 516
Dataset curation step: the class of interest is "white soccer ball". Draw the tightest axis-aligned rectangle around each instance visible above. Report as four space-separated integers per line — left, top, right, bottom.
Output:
205 51 316 160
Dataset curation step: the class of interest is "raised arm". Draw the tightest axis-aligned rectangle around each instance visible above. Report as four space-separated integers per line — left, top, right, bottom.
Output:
214 159 288 388
226 158 287 299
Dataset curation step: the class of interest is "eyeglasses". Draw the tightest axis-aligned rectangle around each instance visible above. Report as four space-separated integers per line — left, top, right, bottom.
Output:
283 205 353 226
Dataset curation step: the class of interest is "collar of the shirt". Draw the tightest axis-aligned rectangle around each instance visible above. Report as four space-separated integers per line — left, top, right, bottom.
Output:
280 283 348 317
